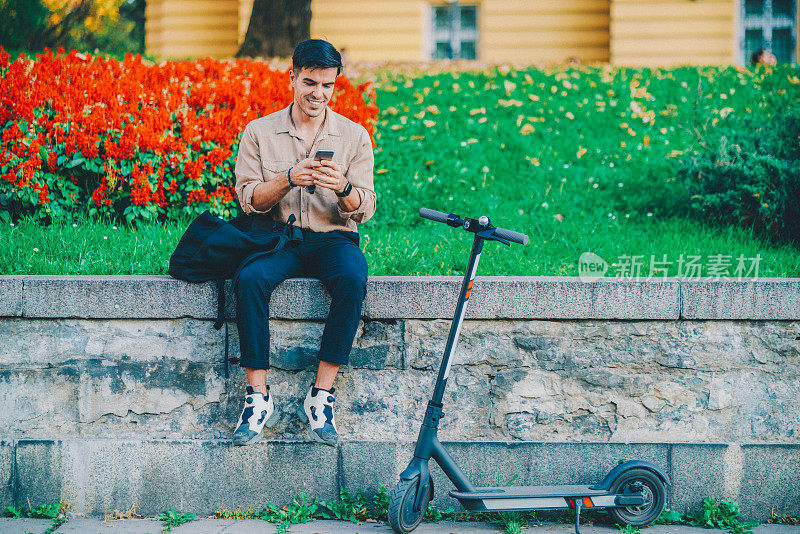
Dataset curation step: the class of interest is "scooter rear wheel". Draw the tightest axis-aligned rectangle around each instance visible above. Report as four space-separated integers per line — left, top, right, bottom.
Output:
608 468 667 527
388 476 431 533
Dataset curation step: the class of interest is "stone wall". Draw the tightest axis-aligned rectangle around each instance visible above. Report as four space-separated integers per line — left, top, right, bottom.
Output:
1 275 799 518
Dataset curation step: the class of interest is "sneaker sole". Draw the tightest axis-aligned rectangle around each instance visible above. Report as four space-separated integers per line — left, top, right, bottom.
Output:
296 405 336 447
233 408 281 446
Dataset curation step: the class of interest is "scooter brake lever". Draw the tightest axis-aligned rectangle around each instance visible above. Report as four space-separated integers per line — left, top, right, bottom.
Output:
477 229 511 246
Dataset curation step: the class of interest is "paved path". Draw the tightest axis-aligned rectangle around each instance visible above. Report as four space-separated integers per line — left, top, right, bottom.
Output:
1 518 799 534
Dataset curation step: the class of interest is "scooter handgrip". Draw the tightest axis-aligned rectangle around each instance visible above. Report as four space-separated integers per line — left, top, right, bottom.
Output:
494 227 529 245
419 208 450 224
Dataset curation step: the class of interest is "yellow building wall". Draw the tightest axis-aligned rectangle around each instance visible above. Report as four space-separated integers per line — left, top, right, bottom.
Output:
310 0 426 62
610 0 737 65
481 0 610 63
145 0 241 59
308 0 610 63
148 0 797 64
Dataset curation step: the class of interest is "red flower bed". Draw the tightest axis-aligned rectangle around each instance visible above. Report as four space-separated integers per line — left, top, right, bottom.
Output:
0 48 379 222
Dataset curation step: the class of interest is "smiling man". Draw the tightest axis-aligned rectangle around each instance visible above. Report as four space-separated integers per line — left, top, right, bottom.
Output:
232 39 376 447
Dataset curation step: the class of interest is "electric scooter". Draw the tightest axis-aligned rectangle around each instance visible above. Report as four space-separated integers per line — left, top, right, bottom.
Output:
388 208 669 534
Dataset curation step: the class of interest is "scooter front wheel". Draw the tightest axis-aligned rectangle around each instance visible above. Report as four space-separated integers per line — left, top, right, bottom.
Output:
388 476 431 533
608 468 667 527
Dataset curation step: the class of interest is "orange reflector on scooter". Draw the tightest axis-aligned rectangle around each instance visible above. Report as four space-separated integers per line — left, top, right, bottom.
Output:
566 497 594 508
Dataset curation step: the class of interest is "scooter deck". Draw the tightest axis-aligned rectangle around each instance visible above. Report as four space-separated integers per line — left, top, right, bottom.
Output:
450 485 629 513
450 484 608 500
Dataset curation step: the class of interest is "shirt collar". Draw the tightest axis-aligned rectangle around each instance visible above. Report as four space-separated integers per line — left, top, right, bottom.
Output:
276 104 341 139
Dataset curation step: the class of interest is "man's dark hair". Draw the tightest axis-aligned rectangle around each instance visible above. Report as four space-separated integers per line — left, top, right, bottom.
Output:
292 39 343 76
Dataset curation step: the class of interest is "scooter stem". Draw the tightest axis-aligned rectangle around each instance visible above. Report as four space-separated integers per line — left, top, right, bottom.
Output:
431 234 484 405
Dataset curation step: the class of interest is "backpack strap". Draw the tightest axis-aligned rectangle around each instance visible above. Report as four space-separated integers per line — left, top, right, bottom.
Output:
214 279 229 378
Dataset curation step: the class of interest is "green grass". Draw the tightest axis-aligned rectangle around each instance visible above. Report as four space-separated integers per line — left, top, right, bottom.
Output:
2 210 798 277
2 64 800 276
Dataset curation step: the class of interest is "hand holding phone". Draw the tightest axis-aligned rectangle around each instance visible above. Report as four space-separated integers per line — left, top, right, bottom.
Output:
308 150 334 193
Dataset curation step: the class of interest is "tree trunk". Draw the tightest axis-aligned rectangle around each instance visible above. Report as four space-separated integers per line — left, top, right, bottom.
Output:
236 0 312 58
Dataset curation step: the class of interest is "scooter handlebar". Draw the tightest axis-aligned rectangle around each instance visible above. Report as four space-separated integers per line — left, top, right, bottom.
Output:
493 227 529 245
419 207 449 224
418 208 529 245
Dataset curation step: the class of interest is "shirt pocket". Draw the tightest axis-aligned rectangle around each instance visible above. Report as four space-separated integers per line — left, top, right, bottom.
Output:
261 160 293 181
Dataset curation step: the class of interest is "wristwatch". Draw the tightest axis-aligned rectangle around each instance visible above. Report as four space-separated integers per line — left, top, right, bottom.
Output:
336 181 353 197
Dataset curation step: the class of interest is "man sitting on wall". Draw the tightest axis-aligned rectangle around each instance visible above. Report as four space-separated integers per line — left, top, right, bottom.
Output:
232 39 376 447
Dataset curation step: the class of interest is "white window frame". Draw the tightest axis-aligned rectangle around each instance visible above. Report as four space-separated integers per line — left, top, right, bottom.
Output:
428 2 479 60
739 0 797 63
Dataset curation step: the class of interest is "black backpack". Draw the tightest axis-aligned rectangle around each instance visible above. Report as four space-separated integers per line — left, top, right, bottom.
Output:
168 210 299 375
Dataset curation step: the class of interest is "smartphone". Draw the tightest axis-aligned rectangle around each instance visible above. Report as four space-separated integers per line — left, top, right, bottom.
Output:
308 150 334 194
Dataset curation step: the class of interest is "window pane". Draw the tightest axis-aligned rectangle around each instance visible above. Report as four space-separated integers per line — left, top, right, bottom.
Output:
745 0 763 15
460 6 477 30
434 41 453 60
772 27 794 62
773 0 794 16
745 29 764 62
433 6 451 30
459 40 477 59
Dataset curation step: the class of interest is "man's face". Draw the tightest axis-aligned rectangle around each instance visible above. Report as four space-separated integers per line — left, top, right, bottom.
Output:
290 66 338 119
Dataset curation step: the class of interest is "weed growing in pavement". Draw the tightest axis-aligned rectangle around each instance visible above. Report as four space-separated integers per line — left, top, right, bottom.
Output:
655 497 758 534
483 511 531 534
214 506 258 519
317 487 369 523
0 492 771 534
157 509 197 533
104 503 143 520
655 508 684 524
370 484 390 522
684 497 758 534
259 493 319 532
423 504 456 522
2 501 68 533
768 512 800 525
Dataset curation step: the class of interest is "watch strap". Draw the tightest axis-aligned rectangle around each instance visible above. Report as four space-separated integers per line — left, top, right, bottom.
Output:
336 181 353 197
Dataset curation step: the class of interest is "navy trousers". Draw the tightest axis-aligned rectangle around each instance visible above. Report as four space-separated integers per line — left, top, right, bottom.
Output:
235 229 368 370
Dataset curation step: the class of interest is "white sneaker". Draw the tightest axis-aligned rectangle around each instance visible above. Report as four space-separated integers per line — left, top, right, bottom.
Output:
232 386 279 446
298 385 338 447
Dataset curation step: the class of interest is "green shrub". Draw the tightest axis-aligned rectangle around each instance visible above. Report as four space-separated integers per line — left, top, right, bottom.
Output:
679 108 800 245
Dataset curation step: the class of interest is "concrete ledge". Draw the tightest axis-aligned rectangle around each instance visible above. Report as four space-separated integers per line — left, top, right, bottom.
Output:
14 439 338 517
0 441 12 506
8 439 800 520
13 275 216 319
0 278 22 317
368 277 679 320
3 275 798 320
681 279 800 319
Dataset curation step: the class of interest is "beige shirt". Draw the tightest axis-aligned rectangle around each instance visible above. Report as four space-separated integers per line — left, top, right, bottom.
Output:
234 105 377 233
